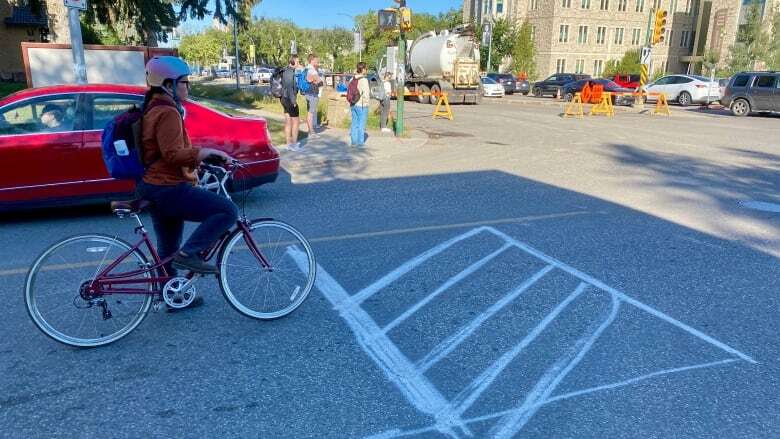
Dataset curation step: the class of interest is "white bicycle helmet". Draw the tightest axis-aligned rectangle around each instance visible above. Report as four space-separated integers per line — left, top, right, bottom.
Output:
145 56 191 87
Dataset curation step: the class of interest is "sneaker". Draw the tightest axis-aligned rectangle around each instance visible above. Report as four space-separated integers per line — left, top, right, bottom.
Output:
172 252 218 274
381 128 393 133
166 296 205 313
288 142 303 152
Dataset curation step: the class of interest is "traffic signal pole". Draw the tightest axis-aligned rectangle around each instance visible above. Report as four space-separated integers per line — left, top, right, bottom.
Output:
395 0 407 136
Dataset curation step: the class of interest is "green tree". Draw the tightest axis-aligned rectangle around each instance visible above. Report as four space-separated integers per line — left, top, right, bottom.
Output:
765 6 780 70
475 17 515 71
179 29 228 67
510 21 536 78
603 49 641 76
726 0 770 74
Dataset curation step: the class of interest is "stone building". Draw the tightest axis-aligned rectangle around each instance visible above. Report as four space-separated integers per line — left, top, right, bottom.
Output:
1 0 70 81
464 0 778 78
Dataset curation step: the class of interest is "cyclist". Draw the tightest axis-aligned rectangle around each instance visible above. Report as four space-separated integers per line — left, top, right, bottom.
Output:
136 56 238 294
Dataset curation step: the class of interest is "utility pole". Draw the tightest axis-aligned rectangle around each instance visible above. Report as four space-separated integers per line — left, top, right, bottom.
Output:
233 13 240 90
395 0 409 136
65 0 88 84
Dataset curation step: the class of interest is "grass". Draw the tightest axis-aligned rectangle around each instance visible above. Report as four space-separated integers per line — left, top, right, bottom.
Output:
0 83 26 99
193 96 302 146
190 83 328 124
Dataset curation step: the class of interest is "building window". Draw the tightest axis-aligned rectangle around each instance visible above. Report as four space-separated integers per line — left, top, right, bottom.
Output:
632 28 641 45
575 59 585 73
483 0 491 16
618 0 627 11
680 30 690 47
496 0 504 13
684 0 692 14
560 24 570 43
578 25 589 44
530 25 536 41
635 0 644 12
594 59 604 76
581 0 591 8
562 0 572 7
653 0 661 8
556 59 567 73
596 26 607 44
614 28 624 45
600 0 609 10
530 0 539 10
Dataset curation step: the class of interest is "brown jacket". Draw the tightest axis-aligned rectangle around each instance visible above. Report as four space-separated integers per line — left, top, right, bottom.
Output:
141 94 200 186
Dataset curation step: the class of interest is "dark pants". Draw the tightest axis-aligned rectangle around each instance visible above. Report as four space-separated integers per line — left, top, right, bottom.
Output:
137 182 238 273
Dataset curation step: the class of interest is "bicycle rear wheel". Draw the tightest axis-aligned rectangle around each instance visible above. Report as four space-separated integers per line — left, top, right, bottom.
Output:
24 234 153 347
218 220 316 319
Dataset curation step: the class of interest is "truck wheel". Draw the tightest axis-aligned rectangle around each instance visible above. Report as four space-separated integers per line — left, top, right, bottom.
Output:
418 85 430 104
430 84 441 105
731 99 750 117
533 87 542 97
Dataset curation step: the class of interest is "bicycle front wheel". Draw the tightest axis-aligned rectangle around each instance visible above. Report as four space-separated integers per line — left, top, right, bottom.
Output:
24 234 153 348
218 220 316 320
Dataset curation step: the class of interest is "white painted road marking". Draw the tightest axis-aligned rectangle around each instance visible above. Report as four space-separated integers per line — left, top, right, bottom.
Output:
293 226 756 438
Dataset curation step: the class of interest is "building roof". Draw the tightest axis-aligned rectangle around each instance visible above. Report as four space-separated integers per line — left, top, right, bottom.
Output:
4 5 48 27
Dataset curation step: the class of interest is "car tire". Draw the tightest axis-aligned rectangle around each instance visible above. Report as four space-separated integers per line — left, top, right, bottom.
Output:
564 92 574 102
533 87 542 98
678 91 692 107
731 99 751 117
523 91 529 96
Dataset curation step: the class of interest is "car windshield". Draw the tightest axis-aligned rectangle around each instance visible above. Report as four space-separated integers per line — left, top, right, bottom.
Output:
482 77 497 84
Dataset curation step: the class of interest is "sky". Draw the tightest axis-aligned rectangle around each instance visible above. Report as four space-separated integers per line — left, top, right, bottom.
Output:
178 0 461 33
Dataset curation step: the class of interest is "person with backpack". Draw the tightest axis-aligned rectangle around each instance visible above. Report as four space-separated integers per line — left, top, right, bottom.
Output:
135 56 238 306
379 73 393 133
348 62 371 147
280 55 302 151
300 54 324 136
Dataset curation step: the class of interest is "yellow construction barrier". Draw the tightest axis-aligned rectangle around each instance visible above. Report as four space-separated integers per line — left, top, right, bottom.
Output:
432 93 453 120
564 93 584 118
404 92 454 120
654 93 671 116
590 92 614 117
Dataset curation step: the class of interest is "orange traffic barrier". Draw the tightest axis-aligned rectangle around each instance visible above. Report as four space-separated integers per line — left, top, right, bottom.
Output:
590 92 614 117
564 93 584 118
404 91 453 120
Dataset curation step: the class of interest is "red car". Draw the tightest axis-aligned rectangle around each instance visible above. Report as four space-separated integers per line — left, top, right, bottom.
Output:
0 84 279 212
610 74 641 90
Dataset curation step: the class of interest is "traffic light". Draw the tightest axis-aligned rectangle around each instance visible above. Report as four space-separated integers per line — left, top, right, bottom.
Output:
399 7 412 32
652 9 667 45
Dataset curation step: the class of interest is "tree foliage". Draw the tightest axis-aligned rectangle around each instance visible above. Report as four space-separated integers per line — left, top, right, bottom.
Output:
510 21 536 78
179 29 230 67
726 0 770 74
603 49 641 77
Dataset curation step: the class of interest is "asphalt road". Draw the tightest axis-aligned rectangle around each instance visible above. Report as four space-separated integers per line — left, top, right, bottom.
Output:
1 100 778 438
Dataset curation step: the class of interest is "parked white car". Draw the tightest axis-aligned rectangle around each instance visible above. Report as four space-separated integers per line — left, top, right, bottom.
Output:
251 68 273 84
481 77 505 98
643 74 721 106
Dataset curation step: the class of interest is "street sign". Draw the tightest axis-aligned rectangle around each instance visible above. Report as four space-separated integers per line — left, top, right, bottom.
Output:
290 40 297 55
353 32 363 54
481 22 492 46
641 47 651 65
64 0 87 10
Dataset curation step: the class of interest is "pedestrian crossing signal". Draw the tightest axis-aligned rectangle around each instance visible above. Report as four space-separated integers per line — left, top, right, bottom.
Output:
378 9 398 31
652 10 667 45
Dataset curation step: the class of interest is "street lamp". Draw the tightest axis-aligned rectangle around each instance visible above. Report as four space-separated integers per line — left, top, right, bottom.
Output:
337 12 362 62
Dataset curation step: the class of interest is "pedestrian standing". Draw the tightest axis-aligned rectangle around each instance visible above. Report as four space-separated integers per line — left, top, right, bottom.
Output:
281 55 302 151
380 73 393 133
304 54 324 135
349 62 371 147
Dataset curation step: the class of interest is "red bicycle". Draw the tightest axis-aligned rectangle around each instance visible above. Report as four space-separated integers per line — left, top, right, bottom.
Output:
24 160 316 347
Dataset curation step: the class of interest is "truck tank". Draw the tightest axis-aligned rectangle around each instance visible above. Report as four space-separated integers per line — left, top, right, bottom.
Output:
408 29 480 86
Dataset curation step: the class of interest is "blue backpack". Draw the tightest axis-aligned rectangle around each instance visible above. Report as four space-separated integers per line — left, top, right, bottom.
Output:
101 100 175 180
296 68 311 94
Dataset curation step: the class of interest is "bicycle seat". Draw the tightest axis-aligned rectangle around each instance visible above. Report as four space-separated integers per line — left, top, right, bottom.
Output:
110 199 152 214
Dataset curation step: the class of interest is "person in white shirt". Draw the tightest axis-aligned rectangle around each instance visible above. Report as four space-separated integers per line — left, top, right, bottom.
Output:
350 62 371 147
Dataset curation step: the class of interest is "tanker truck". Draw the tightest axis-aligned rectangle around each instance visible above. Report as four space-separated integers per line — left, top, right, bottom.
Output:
382 26 482 104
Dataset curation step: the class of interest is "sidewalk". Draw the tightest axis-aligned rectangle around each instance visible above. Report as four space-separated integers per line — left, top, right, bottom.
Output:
198 97 431 182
